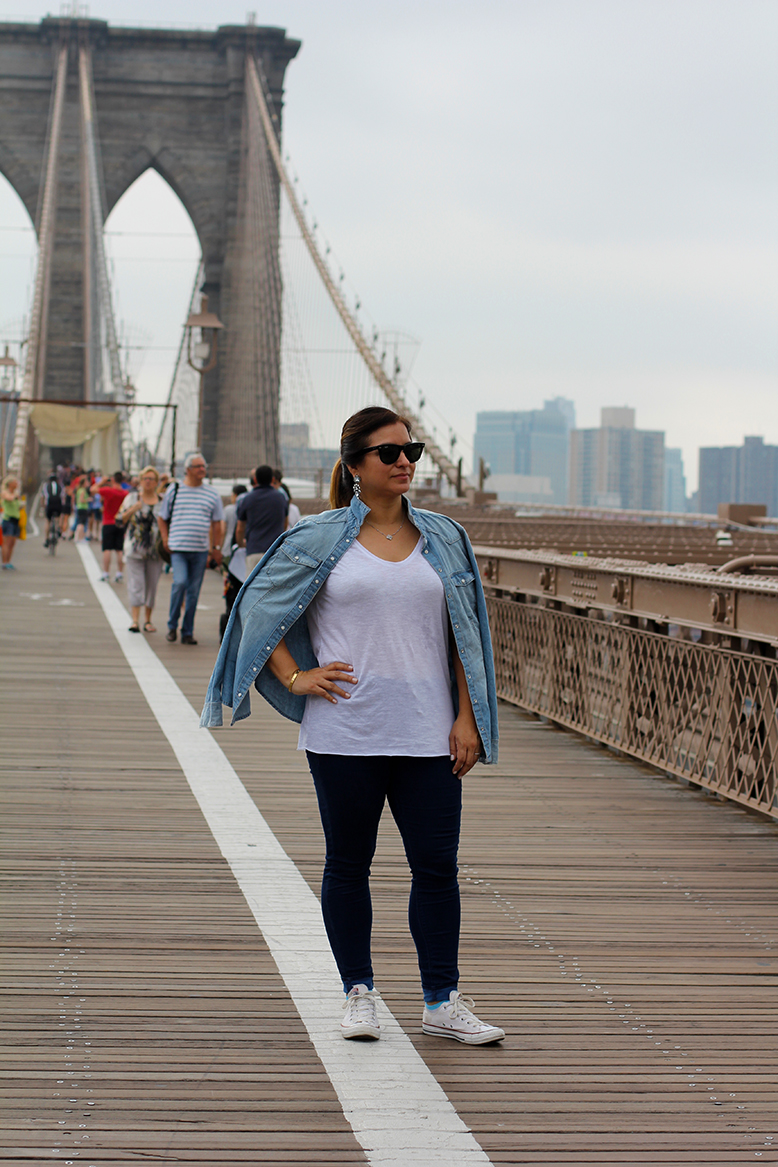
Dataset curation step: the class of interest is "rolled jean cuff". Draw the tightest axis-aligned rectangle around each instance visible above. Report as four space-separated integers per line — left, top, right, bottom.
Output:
423 984 458 1004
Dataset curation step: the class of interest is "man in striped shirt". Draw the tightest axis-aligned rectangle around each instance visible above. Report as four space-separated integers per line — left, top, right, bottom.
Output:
158 453 225 645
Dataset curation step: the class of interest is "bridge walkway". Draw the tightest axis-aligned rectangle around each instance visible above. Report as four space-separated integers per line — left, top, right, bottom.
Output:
2 536 777 1166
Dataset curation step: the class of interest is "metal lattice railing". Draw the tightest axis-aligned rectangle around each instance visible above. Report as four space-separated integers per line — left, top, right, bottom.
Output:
487 595 778 818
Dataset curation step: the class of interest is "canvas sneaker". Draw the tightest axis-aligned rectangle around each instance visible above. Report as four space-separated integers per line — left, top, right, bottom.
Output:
99 572 109 581
422 991 505 1045
341 984 381 1040
114 572 123 582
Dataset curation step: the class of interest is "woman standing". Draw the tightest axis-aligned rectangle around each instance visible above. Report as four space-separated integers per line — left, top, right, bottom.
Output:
1 474 22 570
73 474 91 541
203 407 504 1045
117 465 163 633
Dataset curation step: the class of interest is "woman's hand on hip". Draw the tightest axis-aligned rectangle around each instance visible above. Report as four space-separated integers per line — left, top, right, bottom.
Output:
449 712 481 778
291 661 357 704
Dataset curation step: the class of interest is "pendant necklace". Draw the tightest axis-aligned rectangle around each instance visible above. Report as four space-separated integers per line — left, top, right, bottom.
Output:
365 518 405 541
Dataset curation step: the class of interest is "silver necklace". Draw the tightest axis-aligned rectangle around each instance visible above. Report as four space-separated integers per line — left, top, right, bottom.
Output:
364 518 405 541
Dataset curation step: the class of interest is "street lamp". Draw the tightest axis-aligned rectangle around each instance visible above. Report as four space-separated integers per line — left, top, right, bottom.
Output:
184 295 223 453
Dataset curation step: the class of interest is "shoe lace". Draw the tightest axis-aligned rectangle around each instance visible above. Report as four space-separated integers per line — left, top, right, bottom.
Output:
343 988 378 1022
449 992 479 1021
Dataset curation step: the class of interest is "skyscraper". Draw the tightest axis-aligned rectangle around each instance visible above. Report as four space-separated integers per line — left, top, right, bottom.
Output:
473 398 575 504
664 448 687 513
698 436 778 515
569 408 665 510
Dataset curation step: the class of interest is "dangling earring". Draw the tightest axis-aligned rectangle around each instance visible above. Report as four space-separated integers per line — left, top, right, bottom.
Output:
352 474 362 499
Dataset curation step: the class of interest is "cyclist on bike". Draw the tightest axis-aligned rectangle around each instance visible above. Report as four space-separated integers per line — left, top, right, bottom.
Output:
43 473 63 547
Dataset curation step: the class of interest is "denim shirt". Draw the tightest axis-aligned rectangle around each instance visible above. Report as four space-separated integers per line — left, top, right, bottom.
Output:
200 495 499 763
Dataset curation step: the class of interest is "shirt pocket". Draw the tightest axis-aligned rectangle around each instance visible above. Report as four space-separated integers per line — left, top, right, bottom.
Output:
265 539 322 584
451 569 476 587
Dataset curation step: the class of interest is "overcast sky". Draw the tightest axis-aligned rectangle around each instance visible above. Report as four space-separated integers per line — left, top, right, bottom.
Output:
1 0 776 490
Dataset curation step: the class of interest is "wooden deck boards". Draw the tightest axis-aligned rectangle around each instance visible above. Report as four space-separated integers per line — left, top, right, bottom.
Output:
1 538 777 1165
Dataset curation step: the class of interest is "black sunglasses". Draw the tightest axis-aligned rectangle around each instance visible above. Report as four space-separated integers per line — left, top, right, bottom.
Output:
358 441 425 465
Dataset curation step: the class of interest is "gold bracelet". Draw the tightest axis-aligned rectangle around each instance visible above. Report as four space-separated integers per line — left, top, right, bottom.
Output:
288 667 302 693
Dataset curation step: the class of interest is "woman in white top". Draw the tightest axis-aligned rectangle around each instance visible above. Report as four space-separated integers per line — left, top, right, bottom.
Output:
117 465 163 633
264 407 504 1045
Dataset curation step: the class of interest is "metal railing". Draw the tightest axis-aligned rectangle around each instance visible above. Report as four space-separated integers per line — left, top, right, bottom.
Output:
474 547 778 819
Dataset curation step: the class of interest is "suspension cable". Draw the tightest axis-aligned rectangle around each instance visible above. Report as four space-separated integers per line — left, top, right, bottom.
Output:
79 44 134 471
7 44 68 478
245 54 463 494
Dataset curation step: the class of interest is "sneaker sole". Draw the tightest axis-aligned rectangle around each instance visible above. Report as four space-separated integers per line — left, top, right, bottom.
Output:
422 1022 505 1045
341 1024 381 1040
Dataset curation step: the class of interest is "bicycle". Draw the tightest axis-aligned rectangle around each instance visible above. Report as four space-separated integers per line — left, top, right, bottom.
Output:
44 513 61 555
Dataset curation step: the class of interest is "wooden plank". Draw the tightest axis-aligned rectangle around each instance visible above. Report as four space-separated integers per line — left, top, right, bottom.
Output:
2 539 778 1165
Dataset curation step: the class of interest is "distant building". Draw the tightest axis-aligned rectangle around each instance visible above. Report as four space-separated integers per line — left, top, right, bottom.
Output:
664 448 687 513
698 436 778 515
569 407 665 511
473 398 575 504
279 423 339 485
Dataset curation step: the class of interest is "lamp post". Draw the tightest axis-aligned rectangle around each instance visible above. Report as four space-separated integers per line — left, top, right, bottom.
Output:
184 295 224 454
0 345 19 477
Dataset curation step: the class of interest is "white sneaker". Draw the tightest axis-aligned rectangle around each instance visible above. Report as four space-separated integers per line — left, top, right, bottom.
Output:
99 572 109 581
114 572 123 582
422 991 505 1044
341 984 381 1040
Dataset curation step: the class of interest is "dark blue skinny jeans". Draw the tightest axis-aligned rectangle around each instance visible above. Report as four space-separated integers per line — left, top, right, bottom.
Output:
306 752 461 1003
168 550 209 638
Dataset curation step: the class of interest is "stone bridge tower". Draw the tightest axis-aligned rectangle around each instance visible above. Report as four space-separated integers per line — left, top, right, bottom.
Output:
0 16 299 473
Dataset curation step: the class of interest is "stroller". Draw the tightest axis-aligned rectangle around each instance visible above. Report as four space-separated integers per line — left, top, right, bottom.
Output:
219 547 247 642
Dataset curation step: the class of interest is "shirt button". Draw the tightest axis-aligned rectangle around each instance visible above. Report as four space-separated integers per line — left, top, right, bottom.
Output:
294 556 299 561
281 625 285 630
298 604 303 609
266 645 271 650
252 667 257 672
315 579 319 584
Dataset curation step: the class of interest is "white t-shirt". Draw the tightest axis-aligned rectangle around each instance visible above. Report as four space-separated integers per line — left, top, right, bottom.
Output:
298 538 454 756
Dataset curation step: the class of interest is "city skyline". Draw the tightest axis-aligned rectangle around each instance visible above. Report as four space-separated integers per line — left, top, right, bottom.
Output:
0 0 775 493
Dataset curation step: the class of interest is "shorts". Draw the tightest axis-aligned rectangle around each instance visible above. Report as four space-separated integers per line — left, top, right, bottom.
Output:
101 523 124 552
45 505 62 520
75 508 90 526
61 498 72 515
1 518 20 537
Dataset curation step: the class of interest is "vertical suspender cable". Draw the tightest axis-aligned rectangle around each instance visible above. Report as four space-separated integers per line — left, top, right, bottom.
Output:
79 44 134 471
8 44 68 478
245 54 462 493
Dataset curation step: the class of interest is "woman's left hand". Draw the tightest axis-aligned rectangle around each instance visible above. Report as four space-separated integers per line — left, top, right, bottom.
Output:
449 712 481 778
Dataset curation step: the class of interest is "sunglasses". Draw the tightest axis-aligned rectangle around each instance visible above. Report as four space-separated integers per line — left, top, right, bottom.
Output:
358 441 425 465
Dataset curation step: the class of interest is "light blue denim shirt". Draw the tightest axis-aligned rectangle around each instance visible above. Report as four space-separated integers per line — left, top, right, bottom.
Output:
200 495 499 763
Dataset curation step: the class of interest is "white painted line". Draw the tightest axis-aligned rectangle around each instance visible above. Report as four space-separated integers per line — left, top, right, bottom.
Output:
77 544 493 1167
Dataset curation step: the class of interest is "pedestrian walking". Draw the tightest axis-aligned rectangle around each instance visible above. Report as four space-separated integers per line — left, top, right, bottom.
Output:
117 466 164 634
1 474 23 570
202 406 504 1045
157 452 224 645
221 483 247 559
235 464 288 572
91 471 129 581
273 469 301 528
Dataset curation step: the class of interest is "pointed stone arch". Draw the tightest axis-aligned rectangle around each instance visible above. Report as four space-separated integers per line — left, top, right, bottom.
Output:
0 16 299 468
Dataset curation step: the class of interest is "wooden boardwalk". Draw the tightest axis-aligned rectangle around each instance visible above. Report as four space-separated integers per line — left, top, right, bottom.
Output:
1 536 777 1166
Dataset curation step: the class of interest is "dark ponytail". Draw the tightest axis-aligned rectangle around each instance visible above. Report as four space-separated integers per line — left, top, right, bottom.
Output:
328 406 413 509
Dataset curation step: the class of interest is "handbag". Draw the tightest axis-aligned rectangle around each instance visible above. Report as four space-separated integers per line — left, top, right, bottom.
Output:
156 482 178 564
